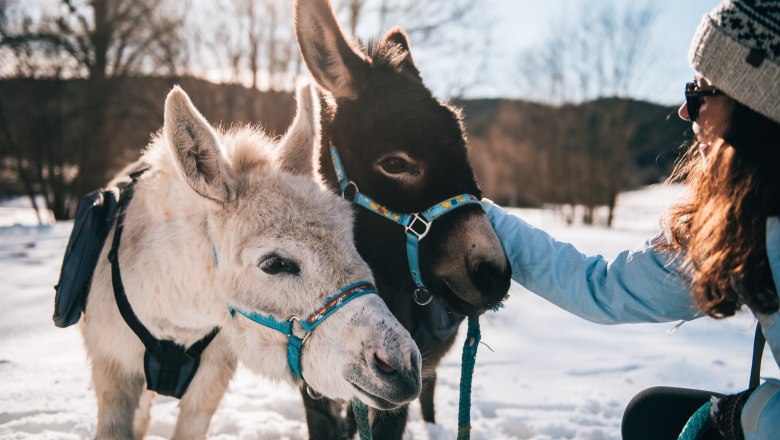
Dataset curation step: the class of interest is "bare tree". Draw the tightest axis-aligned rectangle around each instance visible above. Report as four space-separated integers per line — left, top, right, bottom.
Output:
0 0 187 80
196 0 300 92
0 0 188 219
189 0 488 98
262 0 299 91
518 2 656 103
195 0 247 84
342 0 366 35
245 0 262 90
516 1 657 226
336 0 492 99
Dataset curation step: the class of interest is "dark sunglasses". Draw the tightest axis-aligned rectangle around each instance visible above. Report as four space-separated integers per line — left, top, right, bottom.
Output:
684 81 725 121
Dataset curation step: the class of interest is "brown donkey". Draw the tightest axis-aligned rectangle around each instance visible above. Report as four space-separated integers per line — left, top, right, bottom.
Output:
292 0 511 438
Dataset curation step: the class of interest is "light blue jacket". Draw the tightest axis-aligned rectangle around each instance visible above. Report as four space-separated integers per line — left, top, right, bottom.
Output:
483 201 780 440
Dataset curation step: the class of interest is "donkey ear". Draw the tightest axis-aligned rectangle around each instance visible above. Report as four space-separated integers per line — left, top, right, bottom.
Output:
277 83 319 176
380 27 421 80
294 0 369 99
164 86 235 202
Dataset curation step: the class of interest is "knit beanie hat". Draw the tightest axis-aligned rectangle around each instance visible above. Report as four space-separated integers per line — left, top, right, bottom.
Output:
689 0 780 123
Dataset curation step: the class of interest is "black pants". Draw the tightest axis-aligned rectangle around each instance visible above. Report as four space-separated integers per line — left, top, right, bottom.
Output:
622 386 725 440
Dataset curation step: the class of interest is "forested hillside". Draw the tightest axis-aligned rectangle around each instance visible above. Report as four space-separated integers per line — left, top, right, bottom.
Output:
1 77 691 223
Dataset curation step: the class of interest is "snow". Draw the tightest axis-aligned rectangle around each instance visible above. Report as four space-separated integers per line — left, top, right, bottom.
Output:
1 184 777 439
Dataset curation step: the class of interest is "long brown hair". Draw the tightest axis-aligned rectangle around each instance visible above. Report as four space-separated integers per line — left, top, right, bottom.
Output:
663 102 780 318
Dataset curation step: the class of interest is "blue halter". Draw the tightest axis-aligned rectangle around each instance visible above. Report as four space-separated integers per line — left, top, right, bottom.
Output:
329 143 482 305
227 281 378 381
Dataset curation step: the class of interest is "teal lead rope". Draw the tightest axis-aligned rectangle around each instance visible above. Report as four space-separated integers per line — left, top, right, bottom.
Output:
458 315 481 439
353 400 372 440
677 401 712 440
351 315 483 440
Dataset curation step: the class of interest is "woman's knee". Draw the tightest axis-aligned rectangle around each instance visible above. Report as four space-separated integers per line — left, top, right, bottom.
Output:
622 386 721 440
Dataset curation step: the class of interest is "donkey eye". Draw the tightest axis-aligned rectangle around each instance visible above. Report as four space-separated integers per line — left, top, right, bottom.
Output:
258 255 300 275
379 156 419 175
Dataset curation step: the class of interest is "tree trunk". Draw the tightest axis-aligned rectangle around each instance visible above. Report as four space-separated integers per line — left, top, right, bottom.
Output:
88 0 110 81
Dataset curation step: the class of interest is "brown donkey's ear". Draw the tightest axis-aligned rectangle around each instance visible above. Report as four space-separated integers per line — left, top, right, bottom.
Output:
380 27 421 80
164 86 236 203
294 0 369 99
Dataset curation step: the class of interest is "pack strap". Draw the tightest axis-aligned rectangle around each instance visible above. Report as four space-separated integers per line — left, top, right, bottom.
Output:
108 172 220 367
749 323 765 389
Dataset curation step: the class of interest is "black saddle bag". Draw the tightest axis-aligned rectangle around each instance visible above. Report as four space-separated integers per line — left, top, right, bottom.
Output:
53 189 118 328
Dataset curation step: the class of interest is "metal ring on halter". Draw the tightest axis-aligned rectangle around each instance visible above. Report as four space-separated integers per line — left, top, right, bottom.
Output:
342 181 359 202
413 287 433 306
306 384 324 400
288 316 312 345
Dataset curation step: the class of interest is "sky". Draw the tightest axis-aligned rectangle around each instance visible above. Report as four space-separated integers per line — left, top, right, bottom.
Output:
2 0 724 106
416 0 722 104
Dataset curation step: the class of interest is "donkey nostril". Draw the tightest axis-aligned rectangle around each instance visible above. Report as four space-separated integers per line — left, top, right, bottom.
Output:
472 259 511 301
474 261 498 289
373 352 397 374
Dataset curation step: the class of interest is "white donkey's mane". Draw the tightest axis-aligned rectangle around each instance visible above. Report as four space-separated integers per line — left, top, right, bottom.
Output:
145 124 284 172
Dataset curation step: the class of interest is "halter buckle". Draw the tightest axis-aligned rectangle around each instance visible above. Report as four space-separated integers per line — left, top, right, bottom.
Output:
405 214 431 240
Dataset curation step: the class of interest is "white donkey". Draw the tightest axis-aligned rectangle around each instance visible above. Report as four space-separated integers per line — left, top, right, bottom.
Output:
80 85 421 439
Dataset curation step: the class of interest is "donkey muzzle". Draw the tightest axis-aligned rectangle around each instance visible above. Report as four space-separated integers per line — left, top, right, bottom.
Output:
347 327 422 410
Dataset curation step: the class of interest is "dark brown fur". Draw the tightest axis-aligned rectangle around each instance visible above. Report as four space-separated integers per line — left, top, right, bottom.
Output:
294 1 511 437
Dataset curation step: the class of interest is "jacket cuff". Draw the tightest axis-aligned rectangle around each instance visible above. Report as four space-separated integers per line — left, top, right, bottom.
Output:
741 379 780 440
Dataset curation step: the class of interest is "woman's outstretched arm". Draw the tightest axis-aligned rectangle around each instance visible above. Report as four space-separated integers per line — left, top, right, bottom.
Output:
483 200 701 324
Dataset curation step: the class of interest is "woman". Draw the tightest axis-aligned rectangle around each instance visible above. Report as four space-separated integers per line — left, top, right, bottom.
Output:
482 1 780 439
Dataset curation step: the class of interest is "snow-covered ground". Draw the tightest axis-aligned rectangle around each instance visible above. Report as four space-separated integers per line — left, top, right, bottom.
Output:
1 185 777 440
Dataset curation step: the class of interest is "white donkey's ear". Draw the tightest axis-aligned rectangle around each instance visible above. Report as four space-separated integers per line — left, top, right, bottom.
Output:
164 86 235 202
278 83 319 176
294 0 369 99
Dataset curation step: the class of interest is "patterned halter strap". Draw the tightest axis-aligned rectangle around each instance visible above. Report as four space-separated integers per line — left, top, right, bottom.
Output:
227 281 377 381
329 143 481 305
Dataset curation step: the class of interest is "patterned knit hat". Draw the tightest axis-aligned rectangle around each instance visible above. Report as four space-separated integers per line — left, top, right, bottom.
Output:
689 0 780 123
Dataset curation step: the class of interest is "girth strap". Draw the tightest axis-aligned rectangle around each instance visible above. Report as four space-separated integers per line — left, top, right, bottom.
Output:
108 170 220 398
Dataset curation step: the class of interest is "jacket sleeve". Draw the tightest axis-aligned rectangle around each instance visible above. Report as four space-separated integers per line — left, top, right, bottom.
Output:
483 201 701 324
742 378 780 440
